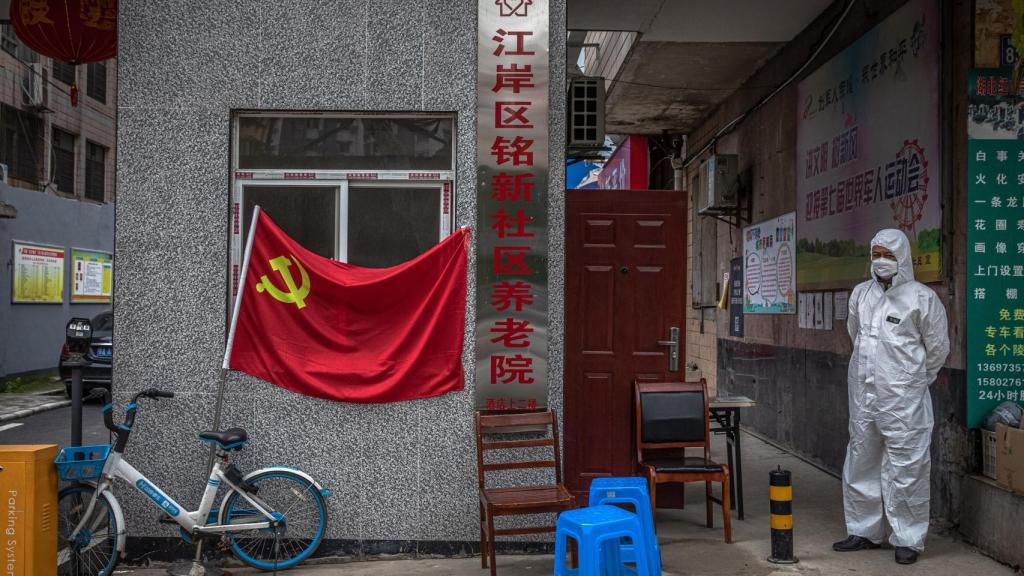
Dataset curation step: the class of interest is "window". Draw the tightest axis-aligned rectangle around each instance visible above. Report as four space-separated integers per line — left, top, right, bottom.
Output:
52 60 75 85
1 24 18 55
87 62 107 103
1 24 37 62
243 186 338 259
51 128 76 195
231 113 455 298
237 116 453 170
0 104 43 182
85 142 106 202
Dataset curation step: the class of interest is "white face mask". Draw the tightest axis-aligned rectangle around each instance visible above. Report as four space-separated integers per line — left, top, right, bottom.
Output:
872 257 898 280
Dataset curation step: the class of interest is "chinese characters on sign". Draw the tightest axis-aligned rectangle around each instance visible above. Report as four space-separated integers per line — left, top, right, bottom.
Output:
476 0 549 410
729 257 744 337
12 241 65 304
796 0 941 290
967 69 1024 428
743 212 796 314
71 248 113 304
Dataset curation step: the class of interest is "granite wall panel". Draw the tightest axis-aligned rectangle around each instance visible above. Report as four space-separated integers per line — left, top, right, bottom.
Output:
116 0 566 553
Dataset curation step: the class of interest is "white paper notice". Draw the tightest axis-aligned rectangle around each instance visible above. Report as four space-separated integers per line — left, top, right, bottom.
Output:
798 293 808 328
814 293 824 329
824 292 833 331
834 291 849 320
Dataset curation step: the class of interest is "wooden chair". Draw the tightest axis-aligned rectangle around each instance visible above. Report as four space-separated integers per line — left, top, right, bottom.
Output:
634 379 732 543
475 410 576 576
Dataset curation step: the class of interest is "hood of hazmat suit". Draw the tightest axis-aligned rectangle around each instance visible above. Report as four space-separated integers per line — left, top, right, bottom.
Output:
842 228 950 551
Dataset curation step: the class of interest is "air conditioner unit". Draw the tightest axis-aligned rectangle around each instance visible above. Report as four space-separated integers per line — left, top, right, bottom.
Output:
698 154 739 215
568 77 605 147
23 62 46 108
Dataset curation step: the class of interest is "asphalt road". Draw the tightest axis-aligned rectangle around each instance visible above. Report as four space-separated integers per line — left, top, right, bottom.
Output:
0 403 110 446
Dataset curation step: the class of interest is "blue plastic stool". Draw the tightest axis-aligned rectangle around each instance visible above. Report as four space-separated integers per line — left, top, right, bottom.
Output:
554 505 652 576
588 477 661 576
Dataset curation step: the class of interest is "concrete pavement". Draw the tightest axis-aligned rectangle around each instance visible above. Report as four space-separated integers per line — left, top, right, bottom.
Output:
0 403 108 445
118 431 1014 576
0 392 70 423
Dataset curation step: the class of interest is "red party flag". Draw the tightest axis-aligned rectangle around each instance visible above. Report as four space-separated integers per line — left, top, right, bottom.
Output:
224 207 469 403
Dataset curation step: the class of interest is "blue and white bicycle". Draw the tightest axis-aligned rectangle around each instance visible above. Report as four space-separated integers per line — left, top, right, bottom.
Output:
56 388 330 575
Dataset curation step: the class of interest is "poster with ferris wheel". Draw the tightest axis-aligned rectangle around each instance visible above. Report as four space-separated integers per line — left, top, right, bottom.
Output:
795 0 941 290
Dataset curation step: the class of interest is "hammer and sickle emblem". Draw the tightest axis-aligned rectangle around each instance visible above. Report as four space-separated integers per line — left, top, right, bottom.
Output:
255 255 310 309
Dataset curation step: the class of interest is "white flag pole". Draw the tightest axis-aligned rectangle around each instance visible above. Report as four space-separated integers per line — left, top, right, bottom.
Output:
209 206 260 473
222 205 261 369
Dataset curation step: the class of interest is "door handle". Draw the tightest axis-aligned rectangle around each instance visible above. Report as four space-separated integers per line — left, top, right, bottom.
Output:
657 326 680 372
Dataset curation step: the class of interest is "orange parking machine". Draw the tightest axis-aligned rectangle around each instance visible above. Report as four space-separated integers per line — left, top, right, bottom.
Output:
0 445 59 576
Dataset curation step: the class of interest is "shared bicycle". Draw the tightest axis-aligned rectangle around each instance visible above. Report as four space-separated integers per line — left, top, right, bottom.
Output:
56 388 330 575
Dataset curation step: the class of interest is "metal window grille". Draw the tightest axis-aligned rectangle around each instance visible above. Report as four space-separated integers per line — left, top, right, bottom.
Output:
568 77 605 146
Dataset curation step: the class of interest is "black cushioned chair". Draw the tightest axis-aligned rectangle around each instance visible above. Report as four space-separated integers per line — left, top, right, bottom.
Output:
634 379 731 543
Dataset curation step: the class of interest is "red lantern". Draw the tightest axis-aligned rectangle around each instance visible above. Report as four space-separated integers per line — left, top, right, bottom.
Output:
10 0 117 107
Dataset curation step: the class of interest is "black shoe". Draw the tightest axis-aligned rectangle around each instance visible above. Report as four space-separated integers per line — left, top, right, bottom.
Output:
832 535 881 552
895 547 919 564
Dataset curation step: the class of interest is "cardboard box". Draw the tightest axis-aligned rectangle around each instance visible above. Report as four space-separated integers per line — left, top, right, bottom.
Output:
995 423 1024 494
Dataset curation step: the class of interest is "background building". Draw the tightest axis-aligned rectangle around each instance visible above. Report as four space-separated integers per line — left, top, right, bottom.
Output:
0 20 117 379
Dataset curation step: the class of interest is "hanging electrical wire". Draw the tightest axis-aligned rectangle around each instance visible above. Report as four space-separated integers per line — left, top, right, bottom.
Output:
682 0 859 169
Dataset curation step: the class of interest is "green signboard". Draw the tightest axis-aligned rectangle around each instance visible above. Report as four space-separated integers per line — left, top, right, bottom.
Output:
966 69 1024 428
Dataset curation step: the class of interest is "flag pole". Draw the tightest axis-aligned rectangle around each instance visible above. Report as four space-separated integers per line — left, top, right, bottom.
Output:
209 206 260 473
223 206 261 369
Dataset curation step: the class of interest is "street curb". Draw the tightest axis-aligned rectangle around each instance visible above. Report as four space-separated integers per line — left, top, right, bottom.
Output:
0 400 72 424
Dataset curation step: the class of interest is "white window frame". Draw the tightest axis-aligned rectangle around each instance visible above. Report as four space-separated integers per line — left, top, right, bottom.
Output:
229 112 456 301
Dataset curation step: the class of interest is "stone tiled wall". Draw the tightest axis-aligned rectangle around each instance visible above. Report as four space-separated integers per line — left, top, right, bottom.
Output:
115 0 566 549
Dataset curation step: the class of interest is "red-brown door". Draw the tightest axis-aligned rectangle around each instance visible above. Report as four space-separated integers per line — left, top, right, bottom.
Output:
564 189 687 501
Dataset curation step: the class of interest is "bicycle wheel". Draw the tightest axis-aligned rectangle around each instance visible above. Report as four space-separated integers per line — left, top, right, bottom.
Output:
222 470 328 570
57 485 119 576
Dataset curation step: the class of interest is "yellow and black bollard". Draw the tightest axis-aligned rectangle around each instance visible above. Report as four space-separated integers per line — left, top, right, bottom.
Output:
768 466 799 564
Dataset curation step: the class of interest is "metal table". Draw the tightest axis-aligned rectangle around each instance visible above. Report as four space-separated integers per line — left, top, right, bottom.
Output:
709 396 756 520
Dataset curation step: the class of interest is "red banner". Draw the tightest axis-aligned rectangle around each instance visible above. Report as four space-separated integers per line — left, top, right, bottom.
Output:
224 209 469 403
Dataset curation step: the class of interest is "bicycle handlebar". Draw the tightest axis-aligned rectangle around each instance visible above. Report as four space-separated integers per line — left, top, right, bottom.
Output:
96 388 174 450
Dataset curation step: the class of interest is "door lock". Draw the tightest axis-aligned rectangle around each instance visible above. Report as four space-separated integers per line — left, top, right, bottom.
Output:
657 326 680 372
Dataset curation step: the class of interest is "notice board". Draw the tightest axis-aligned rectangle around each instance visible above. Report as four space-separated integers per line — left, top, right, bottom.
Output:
12 241 64 304
966 68 1024 428
71 248 113 304
795 0 941 290
743 212 796 314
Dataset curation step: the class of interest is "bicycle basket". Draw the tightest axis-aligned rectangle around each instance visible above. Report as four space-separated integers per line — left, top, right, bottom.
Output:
54 444 111 481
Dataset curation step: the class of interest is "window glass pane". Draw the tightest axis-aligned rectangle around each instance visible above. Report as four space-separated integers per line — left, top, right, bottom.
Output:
242 186 337 259
87 63 106 103
347 187 440 268
237 116 453 171
52 128 75 194
52 60 75 85
1 104 42 182
85 142 106 202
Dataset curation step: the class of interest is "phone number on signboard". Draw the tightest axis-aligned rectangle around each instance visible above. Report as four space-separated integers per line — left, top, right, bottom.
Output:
976 378 1024 387
976 363 1024 373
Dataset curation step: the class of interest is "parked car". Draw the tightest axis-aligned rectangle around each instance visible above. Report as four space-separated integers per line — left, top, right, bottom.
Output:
59 310 113 398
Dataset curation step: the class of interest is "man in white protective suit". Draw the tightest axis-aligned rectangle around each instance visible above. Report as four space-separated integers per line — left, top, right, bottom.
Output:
831 228 949 565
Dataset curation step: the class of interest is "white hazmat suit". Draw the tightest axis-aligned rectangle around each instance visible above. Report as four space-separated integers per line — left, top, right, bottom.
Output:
843 229 949 551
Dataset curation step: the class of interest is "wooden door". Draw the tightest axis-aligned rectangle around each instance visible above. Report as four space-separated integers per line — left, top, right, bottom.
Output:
564 189 687 501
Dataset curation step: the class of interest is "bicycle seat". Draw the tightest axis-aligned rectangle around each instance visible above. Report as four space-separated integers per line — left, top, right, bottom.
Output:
198 428 248 451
